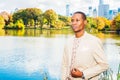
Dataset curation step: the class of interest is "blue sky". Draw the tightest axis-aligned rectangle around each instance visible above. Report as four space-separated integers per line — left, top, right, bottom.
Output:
0 0 120 15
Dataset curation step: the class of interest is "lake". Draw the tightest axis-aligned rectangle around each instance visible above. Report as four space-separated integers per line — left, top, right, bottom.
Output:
0 29 120 80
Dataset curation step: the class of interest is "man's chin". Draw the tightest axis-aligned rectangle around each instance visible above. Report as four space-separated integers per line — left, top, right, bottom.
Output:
74 29 83 33
73 27 84 33
74 30 81 33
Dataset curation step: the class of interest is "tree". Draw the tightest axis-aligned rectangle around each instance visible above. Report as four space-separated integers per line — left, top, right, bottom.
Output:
58 15 71 26
38 14 45 29
28 19 35 28
54 20 65 29
44 9 58 28
13 9 27 25
5 19 25 29
95 17 105 30
86 17 97 32
14 19 25 29
110 20 116 31
13 8 42 28
86 17 109 32
100 17 111 31
0 11 12 26
114 13 120 30
0 16 5 29
88 17 97 29
25 8 42 28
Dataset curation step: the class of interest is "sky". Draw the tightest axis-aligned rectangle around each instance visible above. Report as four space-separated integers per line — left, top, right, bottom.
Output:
0 0 120 15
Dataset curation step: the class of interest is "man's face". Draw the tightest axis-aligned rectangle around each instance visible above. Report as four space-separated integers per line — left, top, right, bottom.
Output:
71 13 86 33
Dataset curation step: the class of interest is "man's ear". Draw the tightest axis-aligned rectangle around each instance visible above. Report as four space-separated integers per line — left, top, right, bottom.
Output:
84 20 87 25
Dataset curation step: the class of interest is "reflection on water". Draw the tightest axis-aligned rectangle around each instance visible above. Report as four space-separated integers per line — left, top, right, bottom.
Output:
0 29 120 80
104 39 120 80
0 29 73 37
0 37 65 80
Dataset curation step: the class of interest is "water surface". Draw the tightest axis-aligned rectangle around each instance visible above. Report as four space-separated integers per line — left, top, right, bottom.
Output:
0 30 120 80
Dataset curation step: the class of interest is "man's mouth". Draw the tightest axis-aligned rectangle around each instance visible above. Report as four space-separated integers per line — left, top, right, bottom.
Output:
72 26 77 30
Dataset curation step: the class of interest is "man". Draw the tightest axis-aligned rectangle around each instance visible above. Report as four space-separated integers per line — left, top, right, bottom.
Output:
61 11 109 80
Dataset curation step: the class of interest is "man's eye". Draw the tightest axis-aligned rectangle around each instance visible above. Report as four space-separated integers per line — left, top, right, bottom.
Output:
76 20 80 22
71 20 74 22
71 19 80 22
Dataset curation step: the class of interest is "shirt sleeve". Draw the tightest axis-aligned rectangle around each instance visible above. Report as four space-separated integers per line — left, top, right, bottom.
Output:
83 38 109 79
61 44 69 80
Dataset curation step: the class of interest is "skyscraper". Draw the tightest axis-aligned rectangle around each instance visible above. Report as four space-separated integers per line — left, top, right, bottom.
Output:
93 8 97 18
99 0 103 5
66 4 70 16
88 6 92 17
118 8 120 13
109 10 114 19
98 0 109 19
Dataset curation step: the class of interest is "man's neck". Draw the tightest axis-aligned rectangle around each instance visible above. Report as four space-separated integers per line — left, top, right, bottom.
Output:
75 30 85 38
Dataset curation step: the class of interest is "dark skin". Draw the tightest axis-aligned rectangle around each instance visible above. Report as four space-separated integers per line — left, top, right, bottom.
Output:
70 13 87 78
71 68 83 78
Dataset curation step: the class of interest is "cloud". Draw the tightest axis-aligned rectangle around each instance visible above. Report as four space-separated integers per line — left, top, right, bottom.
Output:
0 0 120 15
36 0 67 14
0 0 44 13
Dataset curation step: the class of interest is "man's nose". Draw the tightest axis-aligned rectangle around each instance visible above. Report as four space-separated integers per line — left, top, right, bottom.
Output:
72 21 77 25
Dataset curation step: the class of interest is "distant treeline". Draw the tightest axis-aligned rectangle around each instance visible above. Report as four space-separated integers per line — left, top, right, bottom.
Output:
0 8 120 32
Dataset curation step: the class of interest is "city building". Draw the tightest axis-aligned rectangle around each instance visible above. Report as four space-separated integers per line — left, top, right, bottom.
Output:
113 9 118 16
109 10 114 19
88 6 92 17
98 0 109 19
66 4 70 16
118 8 120 13
93 8 97 18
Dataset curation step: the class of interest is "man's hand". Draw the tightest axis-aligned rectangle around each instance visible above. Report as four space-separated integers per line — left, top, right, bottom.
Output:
71 68 83 78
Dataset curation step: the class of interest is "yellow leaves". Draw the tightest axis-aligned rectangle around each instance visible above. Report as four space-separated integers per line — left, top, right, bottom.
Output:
86 16 111 31
95 17 110 30
113 13 120 29
0 28 5 36
96 17 105 30
44 9 58 21
115 13 120 22
44 9 58 27
54 20 65 29
0 16 5 29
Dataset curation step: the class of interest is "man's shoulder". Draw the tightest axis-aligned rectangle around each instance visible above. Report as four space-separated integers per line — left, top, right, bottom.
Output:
86 32 102 43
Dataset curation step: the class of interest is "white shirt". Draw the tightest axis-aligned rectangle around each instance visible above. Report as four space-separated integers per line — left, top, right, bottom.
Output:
61 32 109 80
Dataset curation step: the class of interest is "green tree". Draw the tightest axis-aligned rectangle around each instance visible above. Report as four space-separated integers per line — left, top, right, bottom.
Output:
38 14 45 29
5 19 24 29
86 17 97 32
28 19 34 28
25 8 42 28
54 20 65 29
58 15 71 26
44 9 58 28
13 9 27 25
13 8 42 28
114 13 120 30
14 19 25 29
